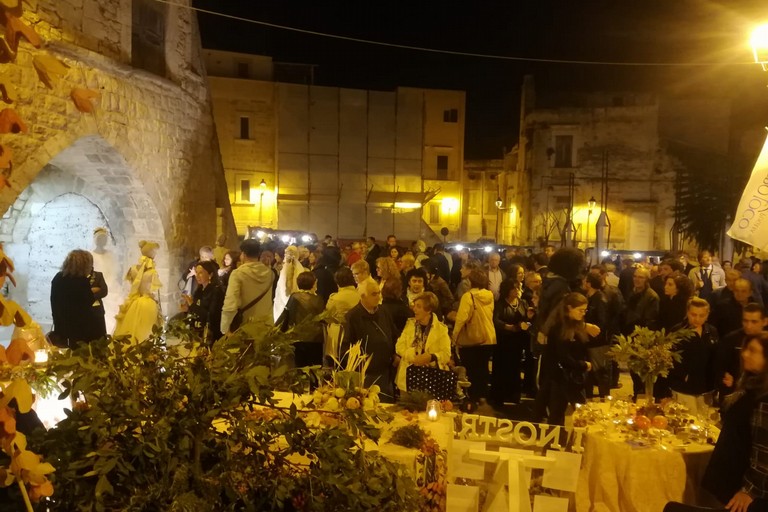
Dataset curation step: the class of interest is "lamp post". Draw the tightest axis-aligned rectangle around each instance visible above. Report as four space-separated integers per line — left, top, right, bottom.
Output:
495 196 503 243
586 196 596 245
259 179 267 226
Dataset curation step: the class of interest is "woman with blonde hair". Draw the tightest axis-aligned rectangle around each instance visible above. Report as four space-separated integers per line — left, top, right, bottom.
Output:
114 240 162 343
452 269 496 407
273 245 306 321
395 292 451 394
376 256 400 291
50 249 107 347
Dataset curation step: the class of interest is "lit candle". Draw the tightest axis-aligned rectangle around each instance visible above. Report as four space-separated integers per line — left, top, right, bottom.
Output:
426 400 440 422
34 349 48 364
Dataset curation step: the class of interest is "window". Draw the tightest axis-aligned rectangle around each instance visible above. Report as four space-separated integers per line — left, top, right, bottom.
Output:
443 108 459 123
554 135 573 167
429 203 441 224
436 155 449 180
240 179 251 203
237 62 249 78
131 0 167 77
468 191 480 215
239 117 250 140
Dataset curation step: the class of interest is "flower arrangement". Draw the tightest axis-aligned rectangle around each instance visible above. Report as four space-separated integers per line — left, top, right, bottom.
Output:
608 326 692 400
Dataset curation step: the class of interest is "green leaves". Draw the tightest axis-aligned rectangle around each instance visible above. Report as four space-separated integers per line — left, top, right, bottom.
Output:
608 326 690 381
33 322 420 511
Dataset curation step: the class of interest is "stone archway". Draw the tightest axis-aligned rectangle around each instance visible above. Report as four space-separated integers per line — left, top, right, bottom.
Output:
2 135 171 333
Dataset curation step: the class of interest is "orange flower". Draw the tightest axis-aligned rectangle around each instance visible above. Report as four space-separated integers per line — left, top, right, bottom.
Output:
0 405 15 436
5 338 33 366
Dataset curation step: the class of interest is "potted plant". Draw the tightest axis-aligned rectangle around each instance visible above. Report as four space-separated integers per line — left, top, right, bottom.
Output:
607 326 692 404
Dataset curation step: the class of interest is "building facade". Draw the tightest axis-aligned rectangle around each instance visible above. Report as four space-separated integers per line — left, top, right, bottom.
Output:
505 76 731 253
0 0 234 328
205 50 466 242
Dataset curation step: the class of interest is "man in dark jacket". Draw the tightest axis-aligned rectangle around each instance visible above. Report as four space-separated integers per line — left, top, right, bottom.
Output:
313 247 340 304
341 279 397 402
715 303 768 402
365 237 382 279
621 267 659 335
666 298 718 413
711 278 761 339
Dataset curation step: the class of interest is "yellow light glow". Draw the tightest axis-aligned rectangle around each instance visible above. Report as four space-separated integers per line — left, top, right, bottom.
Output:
441 197 459 214
394 202 422 209
751 24 768 69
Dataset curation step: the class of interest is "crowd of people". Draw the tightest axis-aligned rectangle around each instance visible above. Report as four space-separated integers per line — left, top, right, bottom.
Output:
43 230 768 508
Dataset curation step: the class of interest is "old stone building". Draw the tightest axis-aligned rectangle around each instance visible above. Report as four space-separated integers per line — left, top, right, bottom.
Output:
0 0 234 329
205 49 466 242
504 76 731 253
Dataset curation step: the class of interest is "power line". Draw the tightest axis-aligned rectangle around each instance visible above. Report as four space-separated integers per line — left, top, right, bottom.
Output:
156 0 754 67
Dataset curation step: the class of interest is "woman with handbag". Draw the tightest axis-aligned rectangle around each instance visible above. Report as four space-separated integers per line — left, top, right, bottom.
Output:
532 292 595 426
452 269 496 406
395 292 452 397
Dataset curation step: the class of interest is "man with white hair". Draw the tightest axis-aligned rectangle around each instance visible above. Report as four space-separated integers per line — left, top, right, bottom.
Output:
487 252 506 301
341 278 397 402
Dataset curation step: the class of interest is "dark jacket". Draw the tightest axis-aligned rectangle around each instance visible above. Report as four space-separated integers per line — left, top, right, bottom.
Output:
381 297 413 338
493 298 530 345
621 286 659 335
658 293 688 332
365 244 382 279
188 282 225 343
430 253 451 285
276 291 325 343
536 274 571 334
713 296 761 340
342 303 397 401
668 321 718 395
429 275 454 317
716 329 747 400
540 321 590 399
585 291 608 347
50 272 106 346
702 390 757 505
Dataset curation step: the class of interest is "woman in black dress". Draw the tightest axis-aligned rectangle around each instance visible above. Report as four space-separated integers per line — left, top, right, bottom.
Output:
50 250 107 347
532 292 594 426
658 274 693 332
702 332 768 512
490 279 530 405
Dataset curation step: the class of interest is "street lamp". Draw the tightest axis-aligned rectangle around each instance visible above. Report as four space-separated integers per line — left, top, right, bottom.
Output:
585 195 597 252
751 24 768 70
259 179 267 225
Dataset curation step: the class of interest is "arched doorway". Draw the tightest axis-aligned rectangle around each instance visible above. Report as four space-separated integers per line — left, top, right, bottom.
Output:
25 193 109 326
1 135 170 335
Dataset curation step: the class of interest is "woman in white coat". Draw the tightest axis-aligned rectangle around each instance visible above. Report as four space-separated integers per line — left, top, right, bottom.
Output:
395 292 452 393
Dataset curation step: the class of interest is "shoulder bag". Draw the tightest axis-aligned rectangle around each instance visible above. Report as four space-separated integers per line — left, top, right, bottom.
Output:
455 293 486 347
230 284 271 332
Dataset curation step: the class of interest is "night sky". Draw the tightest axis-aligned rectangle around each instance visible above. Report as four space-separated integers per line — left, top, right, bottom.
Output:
195 0 768 159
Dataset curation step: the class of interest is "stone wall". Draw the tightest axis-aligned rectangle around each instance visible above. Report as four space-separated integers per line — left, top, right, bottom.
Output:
0 0 236 330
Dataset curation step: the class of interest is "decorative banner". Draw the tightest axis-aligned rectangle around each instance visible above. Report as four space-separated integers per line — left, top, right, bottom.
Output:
728 131 768 250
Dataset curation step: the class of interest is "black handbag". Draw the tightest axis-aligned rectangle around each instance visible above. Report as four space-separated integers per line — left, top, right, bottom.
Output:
406 364 458 401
